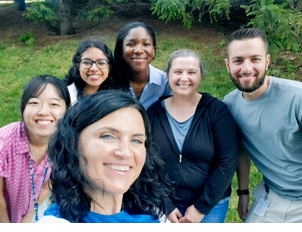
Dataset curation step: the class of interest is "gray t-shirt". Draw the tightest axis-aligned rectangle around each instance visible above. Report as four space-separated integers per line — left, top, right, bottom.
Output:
224 76 302 200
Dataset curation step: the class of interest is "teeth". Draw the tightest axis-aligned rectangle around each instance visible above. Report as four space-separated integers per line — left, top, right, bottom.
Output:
36 121 51 125
178 84 190 87
105 164 130 172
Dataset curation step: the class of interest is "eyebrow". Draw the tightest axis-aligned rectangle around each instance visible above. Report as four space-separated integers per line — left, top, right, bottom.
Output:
231 54 262 60
102 127 146 138
30 96 61 101
125 38 152 43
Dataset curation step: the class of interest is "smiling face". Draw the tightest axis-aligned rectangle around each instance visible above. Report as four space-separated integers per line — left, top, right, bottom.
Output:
78 47 110 95
122 26 155 74
79 107 146 197
23 84 67 141
168 56 202 96
225 37 270 94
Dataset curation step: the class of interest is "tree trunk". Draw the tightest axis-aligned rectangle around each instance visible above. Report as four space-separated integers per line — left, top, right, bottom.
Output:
58 3 75 36
14 0 26 11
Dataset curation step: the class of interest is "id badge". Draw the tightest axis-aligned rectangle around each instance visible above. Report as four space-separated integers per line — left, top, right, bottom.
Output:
252 198 270 216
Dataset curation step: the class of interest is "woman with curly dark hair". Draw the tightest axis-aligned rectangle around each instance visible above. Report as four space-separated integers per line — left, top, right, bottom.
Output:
39 90 171 223
64 39 116 105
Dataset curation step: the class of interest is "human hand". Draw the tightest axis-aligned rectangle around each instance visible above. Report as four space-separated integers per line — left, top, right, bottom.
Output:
178 205 204 223
167 208 183 223
237 194 249 221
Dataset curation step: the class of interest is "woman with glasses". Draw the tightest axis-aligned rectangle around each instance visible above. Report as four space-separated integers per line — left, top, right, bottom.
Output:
64 40 116 105
114 22 171 110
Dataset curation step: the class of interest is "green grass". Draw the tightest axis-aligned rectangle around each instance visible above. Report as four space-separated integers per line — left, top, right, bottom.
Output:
0 30 299 223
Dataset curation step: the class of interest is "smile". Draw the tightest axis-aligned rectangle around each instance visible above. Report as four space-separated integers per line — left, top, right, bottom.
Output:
177 84 191 87
36 120 52 125
104 164 130 172
131 57 147 61
88 75 101 79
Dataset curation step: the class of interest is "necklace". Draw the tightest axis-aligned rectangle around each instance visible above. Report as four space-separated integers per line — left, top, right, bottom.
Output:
130 78 148 91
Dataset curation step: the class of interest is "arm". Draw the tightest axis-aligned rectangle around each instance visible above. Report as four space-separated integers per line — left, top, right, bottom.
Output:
0 177 10 223
20 179 50 223
237 143 251 221
193 104 240 216
178 205 204 223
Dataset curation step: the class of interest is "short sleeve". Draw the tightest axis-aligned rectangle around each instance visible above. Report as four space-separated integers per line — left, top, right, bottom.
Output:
0 137 8 178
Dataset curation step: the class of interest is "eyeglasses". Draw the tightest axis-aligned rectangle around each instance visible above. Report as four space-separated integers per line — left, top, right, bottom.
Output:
79 59 109 69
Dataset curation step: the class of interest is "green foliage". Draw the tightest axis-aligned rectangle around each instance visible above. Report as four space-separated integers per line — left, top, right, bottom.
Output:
76 4 113 22
19 32 35 46
24 1 59 27
241 0 302 58
24 0 115 31
151 0 230 29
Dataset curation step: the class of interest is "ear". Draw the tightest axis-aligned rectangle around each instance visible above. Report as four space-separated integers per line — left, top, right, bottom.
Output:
224 58 230 73
266 54 270 70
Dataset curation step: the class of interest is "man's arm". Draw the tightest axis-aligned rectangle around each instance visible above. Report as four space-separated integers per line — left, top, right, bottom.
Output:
237 144 251 221
0 177 10 223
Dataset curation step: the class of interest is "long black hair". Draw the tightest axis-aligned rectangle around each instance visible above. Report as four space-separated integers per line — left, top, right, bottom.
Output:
64 39 116 99
48 90 172 222
114 22 156 92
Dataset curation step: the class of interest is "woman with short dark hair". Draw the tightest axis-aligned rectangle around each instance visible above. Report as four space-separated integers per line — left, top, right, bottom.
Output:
0 75 70 223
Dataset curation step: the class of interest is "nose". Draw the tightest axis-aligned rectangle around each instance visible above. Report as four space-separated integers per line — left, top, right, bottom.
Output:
180 72 189 81
37 104 50 116
90 62 99 71
134 44 143 54
114 139 132 160
241 60 253 74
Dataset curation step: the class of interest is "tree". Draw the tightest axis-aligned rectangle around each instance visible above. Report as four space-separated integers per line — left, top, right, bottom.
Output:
150 0 302 53
14 0 26 11
150 0 232 29
24 0 114 36
23 0 302 54
241 0 302 55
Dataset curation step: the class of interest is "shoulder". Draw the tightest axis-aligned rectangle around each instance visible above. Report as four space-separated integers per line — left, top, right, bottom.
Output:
223 89 241 109
67 82 77 92
147 97 167 114
0 122 22 139
270 76 302 93
149 65 167 83
200 93 228 109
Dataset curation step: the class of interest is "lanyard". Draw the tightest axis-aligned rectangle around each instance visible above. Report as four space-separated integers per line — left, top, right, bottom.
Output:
28 153 50 222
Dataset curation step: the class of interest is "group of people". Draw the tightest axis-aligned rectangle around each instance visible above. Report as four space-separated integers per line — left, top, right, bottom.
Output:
0 21 301 223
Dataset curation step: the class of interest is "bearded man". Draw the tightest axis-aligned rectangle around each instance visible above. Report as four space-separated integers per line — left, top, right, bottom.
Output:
223 28 302 223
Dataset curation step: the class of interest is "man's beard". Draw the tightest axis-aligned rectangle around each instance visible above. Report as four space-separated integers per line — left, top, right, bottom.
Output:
230 70 266 93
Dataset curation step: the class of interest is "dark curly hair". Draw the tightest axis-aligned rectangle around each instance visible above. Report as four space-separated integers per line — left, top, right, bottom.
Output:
48 90 172 223
114 22 156 92
64 39 116 99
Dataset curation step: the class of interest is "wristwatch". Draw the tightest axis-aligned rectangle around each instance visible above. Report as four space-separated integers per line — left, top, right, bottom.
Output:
237 189 249 196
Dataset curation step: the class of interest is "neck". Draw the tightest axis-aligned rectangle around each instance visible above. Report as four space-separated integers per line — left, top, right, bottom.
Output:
170 92 201 107
28 137 48 165
129 67 149 84
165 92 201 122
84 86 99 97
90 192 123 215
